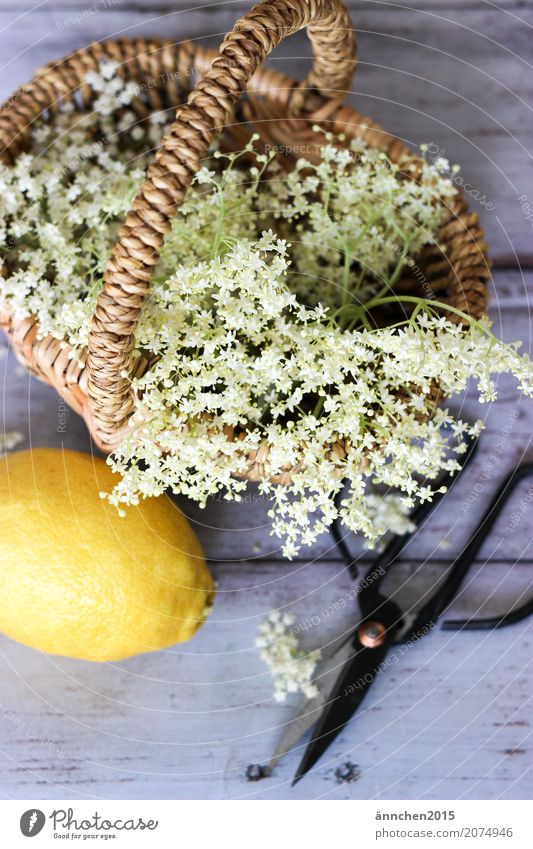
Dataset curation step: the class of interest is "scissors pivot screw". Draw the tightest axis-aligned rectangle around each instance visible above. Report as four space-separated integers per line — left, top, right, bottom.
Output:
358 621 387 648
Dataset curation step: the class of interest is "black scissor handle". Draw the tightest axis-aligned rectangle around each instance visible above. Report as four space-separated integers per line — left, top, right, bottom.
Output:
425 462 533 632
332 433 479 583
442 597 533 631
357 433 479 623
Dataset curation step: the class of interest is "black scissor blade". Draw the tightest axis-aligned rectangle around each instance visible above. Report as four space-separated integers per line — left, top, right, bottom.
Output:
292 637 391 785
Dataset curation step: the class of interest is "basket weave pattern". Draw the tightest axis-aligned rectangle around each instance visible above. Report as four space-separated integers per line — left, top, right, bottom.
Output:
0 0 490 480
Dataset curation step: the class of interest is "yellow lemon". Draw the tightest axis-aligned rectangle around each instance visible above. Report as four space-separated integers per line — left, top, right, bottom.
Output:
0 448 215 661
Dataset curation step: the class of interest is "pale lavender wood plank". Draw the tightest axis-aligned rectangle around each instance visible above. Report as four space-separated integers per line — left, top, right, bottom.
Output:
0 0 530 779
490 270 533 306
0 5 530 260
0 558 531 799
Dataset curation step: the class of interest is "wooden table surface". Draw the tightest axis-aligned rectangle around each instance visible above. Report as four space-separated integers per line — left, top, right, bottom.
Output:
0 0 532 800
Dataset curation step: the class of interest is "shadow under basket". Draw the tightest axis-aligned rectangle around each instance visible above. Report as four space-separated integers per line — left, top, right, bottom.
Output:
0 0 490 481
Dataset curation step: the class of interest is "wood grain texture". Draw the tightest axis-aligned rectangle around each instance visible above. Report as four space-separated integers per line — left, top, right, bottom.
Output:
1 269 532 799
0 0 531 798
0 3 531 261
0 558 531 800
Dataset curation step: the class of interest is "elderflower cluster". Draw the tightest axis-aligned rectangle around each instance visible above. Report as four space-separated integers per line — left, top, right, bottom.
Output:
259 132 458 308
256 611 321 702
363 493 416 548
1 62 533 558
0 62 169 358
108 233 533 557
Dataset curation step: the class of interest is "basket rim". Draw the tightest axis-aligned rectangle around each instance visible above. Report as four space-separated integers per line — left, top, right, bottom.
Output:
0 36 491 471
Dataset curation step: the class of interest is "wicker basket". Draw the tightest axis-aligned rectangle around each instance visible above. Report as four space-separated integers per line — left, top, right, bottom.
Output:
0 0 490 479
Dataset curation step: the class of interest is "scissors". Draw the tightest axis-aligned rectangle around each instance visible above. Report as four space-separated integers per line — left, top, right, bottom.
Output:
264 437 533 785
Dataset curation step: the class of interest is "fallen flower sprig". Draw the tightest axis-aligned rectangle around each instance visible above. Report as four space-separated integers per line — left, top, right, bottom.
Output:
256 611 321 702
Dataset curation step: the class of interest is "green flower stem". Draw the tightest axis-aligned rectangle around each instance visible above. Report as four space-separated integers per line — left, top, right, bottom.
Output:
212 184 226 259
348 309 372 331
341 247 352 306
387 242 411 288
362 294 490 335
313 395 325 418
339 211 383 304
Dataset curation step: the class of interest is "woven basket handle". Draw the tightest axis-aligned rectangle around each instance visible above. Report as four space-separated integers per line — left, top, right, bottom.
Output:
87 0 356 445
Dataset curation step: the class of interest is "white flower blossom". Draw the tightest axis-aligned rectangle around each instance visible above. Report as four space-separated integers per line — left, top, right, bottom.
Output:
256 610 321 702
0 430 24 454
1 62 532 559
